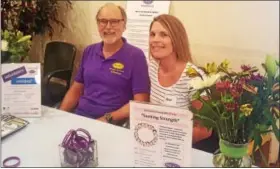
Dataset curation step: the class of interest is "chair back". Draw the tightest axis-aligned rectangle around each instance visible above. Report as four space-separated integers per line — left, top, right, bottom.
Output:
43 41 76 77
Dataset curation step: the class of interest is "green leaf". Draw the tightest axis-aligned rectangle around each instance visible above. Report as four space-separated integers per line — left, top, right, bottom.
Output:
191 91 201 100
253 129 270 167
199 98 221 121
263 108 280 142
16 31 23 39
257 124 270 132
193 113 217 130
17 35 31 43
221 111 231 119
260 130 273 134
3 30 10 40
253 131 262 150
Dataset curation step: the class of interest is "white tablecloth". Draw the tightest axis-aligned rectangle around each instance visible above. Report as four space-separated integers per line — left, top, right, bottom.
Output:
1 106 214 167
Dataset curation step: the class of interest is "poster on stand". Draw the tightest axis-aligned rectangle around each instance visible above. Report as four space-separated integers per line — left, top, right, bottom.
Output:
130 101 193 167
124 1 171 59
1 63 41 117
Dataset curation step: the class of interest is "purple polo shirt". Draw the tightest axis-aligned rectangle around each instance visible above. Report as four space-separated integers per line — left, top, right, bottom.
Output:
74 38 150 119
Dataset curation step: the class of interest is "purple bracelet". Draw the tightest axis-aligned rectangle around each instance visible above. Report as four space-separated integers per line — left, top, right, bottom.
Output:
61 128 94 167
62 129 76 147
3 156 20 168
76 128 91 142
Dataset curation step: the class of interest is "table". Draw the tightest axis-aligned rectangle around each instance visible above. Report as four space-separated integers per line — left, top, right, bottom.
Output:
1 106 215 167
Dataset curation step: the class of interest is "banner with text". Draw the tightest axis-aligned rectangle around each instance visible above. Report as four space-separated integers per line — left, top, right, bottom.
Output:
124 1 171 60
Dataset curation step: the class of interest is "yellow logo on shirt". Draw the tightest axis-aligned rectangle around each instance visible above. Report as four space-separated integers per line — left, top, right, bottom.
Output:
110 62 124 75
112 62 124 70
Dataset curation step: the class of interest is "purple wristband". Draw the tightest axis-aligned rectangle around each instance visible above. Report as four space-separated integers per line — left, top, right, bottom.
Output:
76 128 91 142
62 130 76 147
3 156 20 167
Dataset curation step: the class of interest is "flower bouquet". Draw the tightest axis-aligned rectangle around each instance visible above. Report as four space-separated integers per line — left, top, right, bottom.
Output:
187 55 279 167
1 30 31 63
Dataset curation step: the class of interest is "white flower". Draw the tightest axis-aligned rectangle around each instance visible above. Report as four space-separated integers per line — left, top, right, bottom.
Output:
189 73 221 90
1 40 9 51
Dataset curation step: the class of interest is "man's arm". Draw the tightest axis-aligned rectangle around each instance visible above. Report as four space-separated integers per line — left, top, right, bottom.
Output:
97 93 149 122
59 81 84 112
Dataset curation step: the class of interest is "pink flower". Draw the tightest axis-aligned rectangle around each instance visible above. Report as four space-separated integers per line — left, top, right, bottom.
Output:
250 73 264 81
216 81 231 93
241 65 252 71
225 102 238 112
230 83 243 99
230 88 241 99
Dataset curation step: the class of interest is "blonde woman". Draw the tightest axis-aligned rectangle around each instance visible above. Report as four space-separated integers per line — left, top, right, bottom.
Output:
148 14 216 150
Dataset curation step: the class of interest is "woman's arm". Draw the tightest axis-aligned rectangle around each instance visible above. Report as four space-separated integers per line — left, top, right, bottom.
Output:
191 99 212 143
193 121 212 143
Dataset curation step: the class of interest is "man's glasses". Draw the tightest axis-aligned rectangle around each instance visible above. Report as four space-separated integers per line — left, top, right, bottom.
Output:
97 19 124 27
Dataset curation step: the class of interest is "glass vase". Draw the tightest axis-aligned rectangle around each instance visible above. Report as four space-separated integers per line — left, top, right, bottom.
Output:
213 139 252 167
59 139 98 167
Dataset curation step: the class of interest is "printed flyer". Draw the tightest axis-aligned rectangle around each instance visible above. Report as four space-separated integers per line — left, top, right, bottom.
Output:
124 1 170 59
130 101 193 167
1 63 41 117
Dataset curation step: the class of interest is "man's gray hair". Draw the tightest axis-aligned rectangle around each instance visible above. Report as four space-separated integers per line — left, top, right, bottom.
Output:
95 3 127 25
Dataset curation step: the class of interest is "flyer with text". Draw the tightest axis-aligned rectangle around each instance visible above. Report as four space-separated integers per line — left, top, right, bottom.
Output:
124 1 170 59
1 63 41 117
130 101 193 167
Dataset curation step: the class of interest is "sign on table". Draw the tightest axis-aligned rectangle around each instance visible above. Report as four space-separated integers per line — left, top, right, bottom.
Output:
130 101 193 167
1 63 41 117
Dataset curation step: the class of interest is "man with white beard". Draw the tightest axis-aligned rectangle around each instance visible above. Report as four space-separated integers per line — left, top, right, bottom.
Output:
59 3 150 125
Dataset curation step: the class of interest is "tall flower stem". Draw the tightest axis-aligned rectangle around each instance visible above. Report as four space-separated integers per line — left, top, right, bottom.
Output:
232 112 237 142
224 118 229 140
199 98 222 133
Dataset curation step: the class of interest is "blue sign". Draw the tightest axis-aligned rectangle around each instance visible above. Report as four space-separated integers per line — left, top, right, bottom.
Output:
11 78 37 85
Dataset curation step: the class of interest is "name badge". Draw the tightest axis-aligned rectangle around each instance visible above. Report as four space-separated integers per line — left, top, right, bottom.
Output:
163 94 177 106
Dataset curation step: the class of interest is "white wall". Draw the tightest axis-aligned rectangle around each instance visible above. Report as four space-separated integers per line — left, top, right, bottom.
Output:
172 1 279 52
170 1 279 71
30 1 279 73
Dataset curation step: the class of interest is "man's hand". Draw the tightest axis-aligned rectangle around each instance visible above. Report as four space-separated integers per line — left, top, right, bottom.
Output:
97 116 108 123
109 93 149 122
